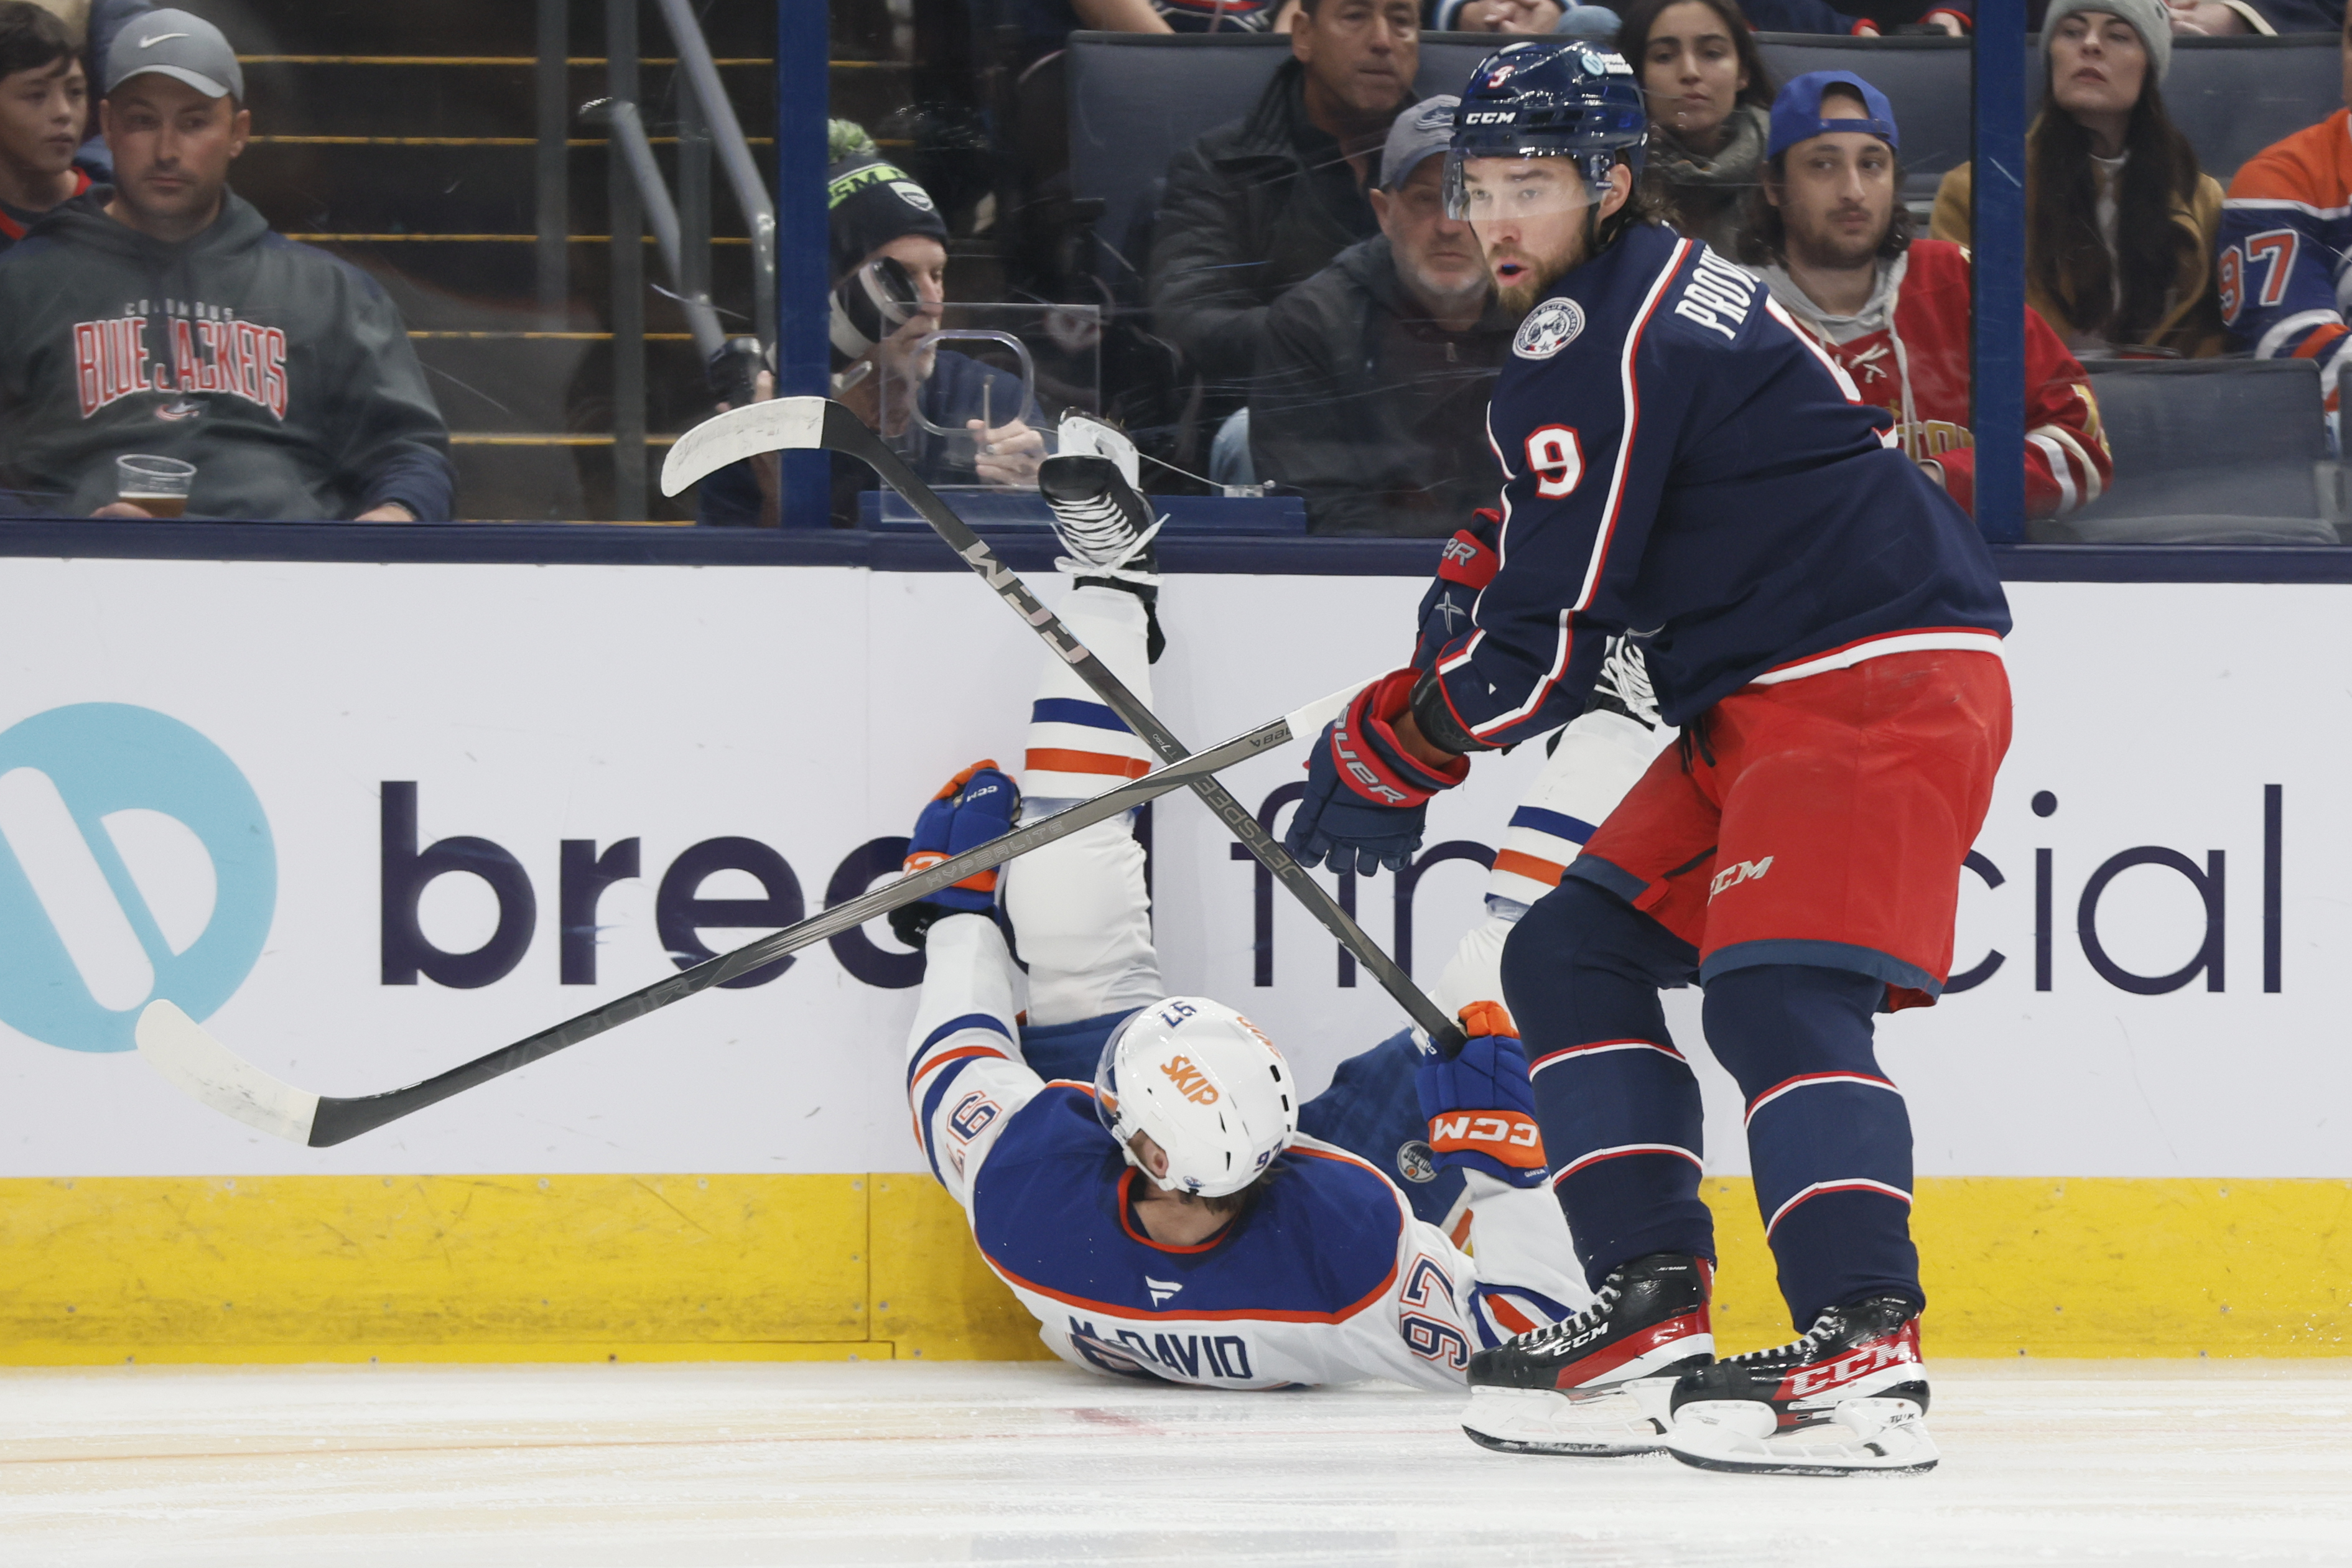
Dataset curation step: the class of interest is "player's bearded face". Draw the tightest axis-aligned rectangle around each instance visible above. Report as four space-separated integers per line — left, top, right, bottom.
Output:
1461 157 1601 315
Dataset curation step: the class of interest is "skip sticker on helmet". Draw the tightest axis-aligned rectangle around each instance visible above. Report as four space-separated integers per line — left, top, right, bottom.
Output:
1160 1054 1221 1105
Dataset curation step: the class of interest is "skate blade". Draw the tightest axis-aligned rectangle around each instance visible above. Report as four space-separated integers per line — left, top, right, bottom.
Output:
1459 1385 1667 1457
1664 1398 1940 1477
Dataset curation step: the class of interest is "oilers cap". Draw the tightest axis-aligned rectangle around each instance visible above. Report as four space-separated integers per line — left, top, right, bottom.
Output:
1445 42 1648 220
1767 70 1899 160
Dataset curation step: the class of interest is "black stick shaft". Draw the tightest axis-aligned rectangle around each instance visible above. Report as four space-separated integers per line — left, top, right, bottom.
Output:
307 714 1296 1146
819 402 1466 1057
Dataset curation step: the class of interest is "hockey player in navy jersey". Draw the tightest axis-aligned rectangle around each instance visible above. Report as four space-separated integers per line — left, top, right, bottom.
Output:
1282 41 2012 1473
891 433 1685 1394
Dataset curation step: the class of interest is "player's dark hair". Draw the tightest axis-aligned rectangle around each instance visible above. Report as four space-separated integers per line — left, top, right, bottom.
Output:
1739 152 1913 268
1614 0 1777 124
2026 66 2203 348
0 1 77 83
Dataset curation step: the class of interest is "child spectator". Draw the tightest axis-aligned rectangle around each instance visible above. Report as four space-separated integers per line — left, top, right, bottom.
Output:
2216 8 2352 445
1615 0 1777 254
1932 0 2223 358
1146 0 1421 400
0 9 453 520
1248 96 1515 534
0 1 96 254
1744 71 2113 519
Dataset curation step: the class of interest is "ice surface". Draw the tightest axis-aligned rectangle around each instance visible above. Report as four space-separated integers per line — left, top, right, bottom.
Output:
4 1360 2350 1567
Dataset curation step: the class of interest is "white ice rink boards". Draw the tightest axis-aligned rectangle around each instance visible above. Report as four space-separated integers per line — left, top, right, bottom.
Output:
5 1359 2350 1566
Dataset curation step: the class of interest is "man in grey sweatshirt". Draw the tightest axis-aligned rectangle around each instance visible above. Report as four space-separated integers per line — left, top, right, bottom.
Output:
0 10 453 521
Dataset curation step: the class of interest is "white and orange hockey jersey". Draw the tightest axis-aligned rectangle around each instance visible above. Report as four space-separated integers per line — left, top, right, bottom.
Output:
906 913 1587 1392
2221 108 2352 447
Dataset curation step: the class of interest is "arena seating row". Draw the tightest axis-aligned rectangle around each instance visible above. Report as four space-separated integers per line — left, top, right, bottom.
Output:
1066 30 2342 274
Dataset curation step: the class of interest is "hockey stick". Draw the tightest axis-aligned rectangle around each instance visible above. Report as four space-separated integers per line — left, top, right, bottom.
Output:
134 688 1353 1147
662 397 1469 1057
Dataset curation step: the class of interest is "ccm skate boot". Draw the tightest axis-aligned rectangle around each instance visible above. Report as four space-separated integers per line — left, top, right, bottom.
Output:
1664 1295 1938 1475
1459 1251 1714 1456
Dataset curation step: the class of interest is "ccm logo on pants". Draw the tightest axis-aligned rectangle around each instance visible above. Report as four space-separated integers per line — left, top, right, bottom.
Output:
1710 856 1773 899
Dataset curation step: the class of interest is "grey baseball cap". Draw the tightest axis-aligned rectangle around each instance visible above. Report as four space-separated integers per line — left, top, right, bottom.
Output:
105 9 245 100
1382 95 1460 191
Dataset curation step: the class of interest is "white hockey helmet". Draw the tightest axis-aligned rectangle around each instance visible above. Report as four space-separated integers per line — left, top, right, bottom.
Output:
1093 996 1298 1197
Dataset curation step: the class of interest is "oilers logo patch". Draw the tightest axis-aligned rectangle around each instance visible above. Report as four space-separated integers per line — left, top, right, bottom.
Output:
1513 299 1584 360
1397 1139 1439 1184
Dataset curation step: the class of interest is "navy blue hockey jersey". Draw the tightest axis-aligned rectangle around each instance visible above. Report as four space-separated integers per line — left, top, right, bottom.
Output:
1426 223 2011 749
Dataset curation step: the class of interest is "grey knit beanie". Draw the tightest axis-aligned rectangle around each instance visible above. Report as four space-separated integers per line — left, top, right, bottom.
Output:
2041 0 2172 85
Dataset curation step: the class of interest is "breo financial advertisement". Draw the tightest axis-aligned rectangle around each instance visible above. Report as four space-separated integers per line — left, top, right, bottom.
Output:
0 562 2338 1179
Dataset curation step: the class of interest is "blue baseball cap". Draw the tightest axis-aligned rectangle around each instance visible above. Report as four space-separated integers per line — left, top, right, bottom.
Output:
1767 71 1899 161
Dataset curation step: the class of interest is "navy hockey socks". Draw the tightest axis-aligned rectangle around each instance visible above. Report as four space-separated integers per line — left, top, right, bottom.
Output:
1701 963 1922 1329
1503 878 1712 1291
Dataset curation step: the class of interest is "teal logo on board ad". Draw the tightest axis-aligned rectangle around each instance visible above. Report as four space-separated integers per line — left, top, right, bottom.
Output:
0 704 274 1052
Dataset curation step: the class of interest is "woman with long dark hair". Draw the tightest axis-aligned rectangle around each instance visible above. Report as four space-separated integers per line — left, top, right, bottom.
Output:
1931 0 2223 357
1614 0 1777 253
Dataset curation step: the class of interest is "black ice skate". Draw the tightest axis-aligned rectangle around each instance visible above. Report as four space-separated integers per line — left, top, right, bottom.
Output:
1038 446 1165 661
1663 1295 1938 1475
1459 1251 1715 1456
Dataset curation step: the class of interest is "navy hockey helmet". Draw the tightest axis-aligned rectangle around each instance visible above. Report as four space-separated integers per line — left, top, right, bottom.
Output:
1444 41 1649 221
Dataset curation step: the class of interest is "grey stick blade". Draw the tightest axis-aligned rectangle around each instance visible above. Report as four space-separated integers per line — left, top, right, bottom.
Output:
660 396 830 495
135 1000 320 1144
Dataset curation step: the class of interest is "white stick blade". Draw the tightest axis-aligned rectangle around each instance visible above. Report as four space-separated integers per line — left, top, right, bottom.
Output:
135 1000 319 1144
659 397 829 496
1281 677 1376 745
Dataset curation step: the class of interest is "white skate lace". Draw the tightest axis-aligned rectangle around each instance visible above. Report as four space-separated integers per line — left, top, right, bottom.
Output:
1515 1278 1624 1357
1046 483 1166 583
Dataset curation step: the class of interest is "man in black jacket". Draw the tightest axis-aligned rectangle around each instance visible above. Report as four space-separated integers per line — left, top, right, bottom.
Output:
1248 96 1513 535
0 11 452 521
1145 0 1421 399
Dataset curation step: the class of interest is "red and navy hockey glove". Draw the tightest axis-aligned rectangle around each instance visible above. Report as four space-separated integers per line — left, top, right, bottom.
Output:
1410 509 1501 672
1283 669 1468 876
1414 1001 1547 1188
889 760 1019 949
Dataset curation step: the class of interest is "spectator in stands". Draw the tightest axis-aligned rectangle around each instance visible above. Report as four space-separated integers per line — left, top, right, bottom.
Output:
1933 0 2223 357
1434 0 1624 34
1739 0 1970 31
1617 0 1777 253
1146 0 1420 401
2149 0 2341 37
1248 96 1515 534
2218 8 2352 447
0 11 455 521
1743 71 2113 519
0 2 96 254
699 135 1046 527
1016 0 1290 71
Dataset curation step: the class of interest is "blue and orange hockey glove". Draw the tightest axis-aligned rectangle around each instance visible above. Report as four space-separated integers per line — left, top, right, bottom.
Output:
1284 669 1468 876
1410 508 1501 672
889 760 1019 949
1414 1001 1547 1189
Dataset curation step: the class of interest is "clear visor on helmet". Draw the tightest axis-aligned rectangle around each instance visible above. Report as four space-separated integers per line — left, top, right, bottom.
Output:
1444 147 1609 223
1091 1008 1145 1146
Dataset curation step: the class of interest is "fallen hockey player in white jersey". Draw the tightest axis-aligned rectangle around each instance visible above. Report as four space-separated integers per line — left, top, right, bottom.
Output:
894 439 1671 1391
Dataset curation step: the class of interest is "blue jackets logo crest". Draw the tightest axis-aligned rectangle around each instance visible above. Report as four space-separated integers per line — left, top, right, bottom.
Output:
1513 299 1584 360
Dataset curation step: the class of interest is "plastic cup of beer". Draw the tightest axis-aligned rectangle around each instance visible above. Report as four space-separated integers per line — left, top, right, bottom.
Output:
116 455 195 517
